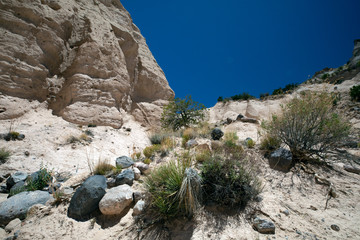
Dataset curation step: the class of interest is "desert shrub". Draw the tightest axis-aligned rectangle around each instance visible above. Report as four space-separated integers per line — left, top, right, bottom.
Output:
93 159 114 175
267 91 351 161
272 83 299 96
196 121 211 138
259 134 281 152
26 166 52 191
222 132 243 159
259 92 269 100
149 132 169 145
144 156 201 219
143 158 151 164
0 148 11 164
350 85 360 101
161 96 206 131
217 96 223 102
223 132 239 147
79 133 91 142
195 149 212 163
230 92 255 101
321 73 329 80
246 139 256 148
272 88 283 96
67 136 80 144
84 129 94 137
161 137 176 151
201 155 261 208
143 145 161 158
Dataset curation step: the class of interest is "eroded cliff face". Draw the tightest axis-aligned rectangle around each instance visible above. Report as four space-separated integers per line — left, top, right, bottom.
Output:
0 0 174 127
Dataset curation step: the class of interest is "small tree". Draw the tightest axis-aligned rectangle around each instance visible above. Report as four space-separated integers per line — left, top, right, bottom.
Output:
268 91 351 161
161 96 206 131
350 85 360 101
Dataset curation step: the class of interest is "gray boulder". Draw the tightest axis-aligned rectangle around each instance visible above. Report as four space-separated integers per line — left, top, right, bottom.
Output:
211 128 224 140
99 184 133 215
253 217 275 234
268 148 293 172
6 172 28 190
115 156 134 169
134 162 149 174
67 175 107 221
0 191 50 226
186 139 198 149
9 181 26 197
115 169 134 186
132 200 145 216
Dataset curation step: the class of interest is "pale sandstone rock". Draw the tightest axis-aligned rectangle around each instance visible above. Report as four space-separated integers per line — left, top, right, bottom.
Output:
99 184 133 215
0 0 174 127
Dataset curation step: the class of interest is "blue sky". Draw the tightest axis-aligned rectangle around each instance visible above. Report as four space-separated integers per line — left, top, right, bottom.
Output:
122 0 360 107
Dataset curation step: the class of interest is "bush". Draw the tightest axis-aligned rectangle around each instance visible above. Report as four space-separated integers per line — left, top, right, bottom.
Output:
149 133 168 145
201 155 261 208
145 157 201 219
195 149 212 163
350 85 360 101
259 134 281 152
0 148 10 164
93 159 115 175
245 139 255 148
161 96 206 131
267 91 351 161
223 132 239 148
26 166 52 191
143 145 161 158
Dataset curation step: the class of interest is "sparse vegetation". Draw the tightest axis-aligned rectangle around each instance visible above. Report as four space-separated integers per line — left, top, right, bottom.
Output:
245 138 256 148
67 135 80 144
161 96 206 131
218 92 255 102
26 166 52 191
272 83 299 96
195 149 212 163
350 85 360 101
93 159 115 175
259 134 281 153
143 145 162 158
0 148 11 164
267 91 351 161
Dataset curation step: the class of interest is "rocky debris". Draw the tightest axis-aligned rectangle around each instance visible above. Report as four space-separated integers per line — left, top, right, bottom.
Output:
99 184 133 215
331 224 340 231
5 218 21 233
115 169 135 186
132 200 145 216
252 217 275 234
211 128 224 140
281 209 290 216
344 165 360 174
133 167 141 180
236 114 244 120
0 228 5 238
268 148 293 172
186 139 198 149
115 156 134 169
0 0 174 127
6 172 28 190
134 162 150 174
2 133 25 141
0 191 50 226
133 191 145 203
67 175 107 221
240 117 259 124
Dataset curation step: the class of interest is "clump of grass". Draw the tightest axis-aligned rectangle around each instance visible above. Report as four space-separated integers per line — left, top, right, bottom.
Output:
143 158 151 164
79 133 91 142
67 135 80 144
223 132 238 147
195 149 212 163
145 155 200 219
93 159 114 175
221 132 243 159
149 133 168 145
143 145 162 158
26 166 52 191
259 134 281 153
0 148 11 164
84 129 94 137
201 155 261 208
245 138 256 148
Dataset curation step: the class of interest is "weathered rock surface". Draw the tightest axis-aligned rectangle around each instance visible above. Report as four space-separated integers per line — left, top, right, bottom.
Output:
6 172 28 190
115 169 134 186
211 128 224 140
133 167 141 180
67 175 107 221
0 190 50 226
268 148 293 172
132 199 145 216
253 217 275 234
5 218 21 233
134 162 149 174
115 156 134 169
0 0 174 127
99 184 133 215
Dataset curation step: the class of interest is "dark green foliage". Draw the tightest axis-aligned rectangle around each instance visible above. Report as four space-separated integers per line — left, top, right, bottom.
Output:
259 92 269 100
0 148 10 164
272 83 299 96
321 73 329 80
87 124 97 128
161 96 206 131
230 92 255 101
201 156 260 208
85 130 94 137
350 85 360 101
272 88 283 95
26 167 52 191
217 96 223 102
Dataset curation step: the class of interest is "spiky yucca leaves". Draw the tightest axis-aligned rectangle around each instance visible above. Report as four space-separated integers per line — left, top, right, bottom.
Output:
178 168 202 217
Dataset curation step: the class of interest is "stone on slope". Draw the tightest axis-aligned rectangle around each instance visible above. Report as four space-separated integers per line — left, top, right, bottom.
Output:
253 217 275 234
0 191 50 226
67 175 107 221
134 162 149 174
115 156 134 169
115 169 134 186
6 172 28 190
5 218 21 233
133 167 141 180
268 148 293 172
99 184 133 215
211 128 224 140
132 200 145 216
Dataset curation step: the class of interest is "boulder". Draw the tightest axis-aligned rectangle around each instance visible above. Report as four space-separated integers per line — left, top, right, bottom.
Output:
268 148 293 172
186 139 198 149
115 156 134 169
134 162 150 174
5 218 21 233
0 191 50 226
253 217 275 234
99 184 133 215
115 169 135 186
9 181 26 197
133 167 141 180
132 200 145 216
67 175 107 221
6 172 28 190
211 128 224 140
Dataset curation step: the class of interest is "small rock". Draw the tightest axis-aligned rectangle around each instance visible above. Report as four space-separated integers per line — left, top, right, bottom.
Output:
6 172 28 190
126 128 131 132
253 217 275 234
99 184 133 215
133 191 144 203
0 184 8 194
132 200 145 216
282 209 290 216
268 148 293 172
211 128 224 140
226 118 233 124
115 169 134 186
343 165 360 174
17 134 25 140
331 224 340 231
24 151 30 156
107 178 116 188
9 181 26 197
115 156 134 169
133 167 141 180
5 218 21 232
310 205 317 211
134 162 149 174
186 139 198 148
236 114 244 120
240 118 259 124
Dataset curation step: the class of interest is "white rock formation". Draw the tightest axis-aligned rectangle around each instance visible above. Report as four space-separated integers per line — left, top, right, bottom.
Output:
0 0 174 127
99 184 133 215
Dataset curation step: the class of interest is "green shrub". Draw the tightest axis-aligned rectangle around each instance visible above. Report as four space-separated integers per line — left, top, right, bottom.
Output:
26 166 52 191
350 85 360 101
230 92 255 101
143 145 161 158
93 159 114 175
223 132 239 148
259 134 281 152
0 148 11 164
267 91 351 161
143 158 151 164
67 136 80 144
246 139 255 148
161 96 206 131
201 155 261 208
145 157 201 219
195 149 212 163
217 96 223 102
321 73 329 80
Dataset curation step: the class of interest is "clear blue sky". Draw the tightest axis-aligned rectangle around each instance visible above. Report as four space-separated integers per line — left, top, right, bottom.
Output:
122 0 360 107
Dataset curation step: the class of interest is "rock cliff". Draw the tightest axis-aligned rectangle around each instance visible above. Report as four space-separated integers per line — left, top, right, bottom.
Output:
0 0 174 127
